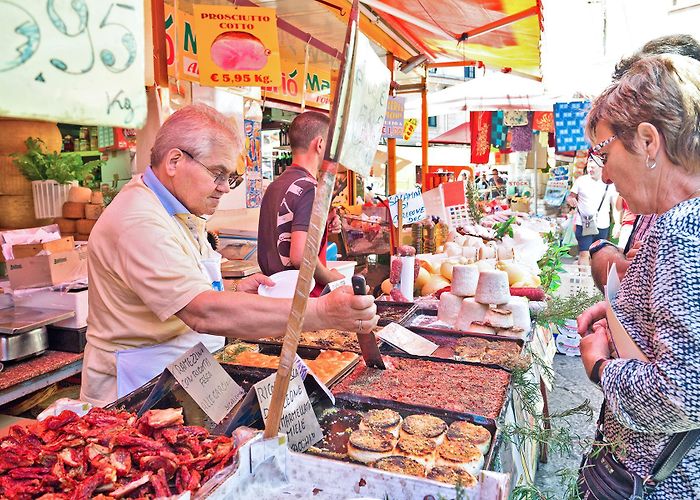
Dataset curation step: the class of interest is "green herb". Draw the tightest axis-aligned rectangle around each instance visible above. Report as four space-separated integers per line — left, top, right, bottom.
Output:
538 232 572 293
535 290 603 328
12 137 103 185
465 179 483 223
493 215 516 239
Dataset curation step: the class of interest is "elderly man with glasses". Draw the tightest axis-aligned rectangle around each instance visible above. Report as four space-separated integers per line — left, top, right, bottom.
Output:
80 104 378 407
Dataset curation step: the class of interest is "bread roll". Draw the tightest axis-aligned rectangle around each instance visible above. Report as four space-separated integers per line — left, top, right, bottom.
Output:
62 201 85 219
67 186 92 203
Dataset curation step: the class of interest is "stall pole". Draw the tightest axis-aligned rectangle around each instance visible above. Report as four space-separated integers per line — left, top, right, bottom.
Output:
421 75 428 191
151 0 168 87
533 144 538 215
387 53 397 196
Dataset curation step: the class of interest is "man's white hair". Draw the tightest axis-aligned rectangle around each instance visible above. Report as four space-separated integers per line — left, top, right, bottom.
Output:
150 103 243 167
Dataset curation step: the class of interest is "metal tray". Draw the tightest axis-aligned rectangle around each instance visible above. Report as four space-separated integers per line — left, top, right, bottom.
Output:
255 331 381 354
0 306 75 335
307 396 502 473
400 307 531 341
375 300 417 326
379 331 525 372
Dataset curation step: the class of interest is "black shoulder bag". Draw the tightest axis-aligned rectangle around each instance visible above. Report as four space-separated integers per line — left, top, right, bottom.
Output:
578 403 700 499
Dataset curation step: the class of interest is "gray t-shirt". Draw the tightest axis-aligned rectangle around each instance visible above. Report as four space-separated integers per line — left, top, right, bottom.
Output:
258 166 317 276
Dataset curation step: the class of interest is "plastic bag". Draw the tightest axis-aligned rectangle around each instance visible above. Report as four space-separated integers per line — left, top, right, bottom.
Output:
562 214 577 247
37 398 92 421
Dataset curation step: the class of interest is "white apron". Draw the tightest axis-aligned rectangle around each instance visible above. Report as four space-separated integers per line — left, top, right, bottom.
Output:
115 218 225 398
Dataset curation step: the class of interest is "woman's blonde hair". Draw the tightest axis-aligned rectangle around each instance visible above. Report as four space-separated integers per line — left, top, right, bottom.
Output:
586 54 700 173
150 104 243 167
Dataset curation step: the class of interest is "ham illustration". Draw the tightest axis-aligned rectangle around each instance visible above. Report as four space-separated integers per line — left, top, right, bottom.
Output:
210 31 268 70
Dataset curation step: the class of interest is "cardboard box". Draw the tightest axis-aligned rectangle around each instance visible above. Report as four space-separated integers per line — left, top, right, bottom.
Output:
7 246 88 290
14 288 88 328
11 236 75 259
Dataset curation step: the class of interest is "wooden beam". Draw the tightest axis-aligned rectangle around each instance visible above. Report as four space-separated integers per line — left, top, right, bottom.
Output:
387 53 397 196
427 61 481 69
151 0 168 87
460 6 539 42
421 75 428 191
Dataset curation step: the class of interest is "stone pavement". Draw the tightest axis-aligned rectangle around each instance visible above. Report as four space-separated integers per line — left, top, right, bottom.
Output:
535 353 604 496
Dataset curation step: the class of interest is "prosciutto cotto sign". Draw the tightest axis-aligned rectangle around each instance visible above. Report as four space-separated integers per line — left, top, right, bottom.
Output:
193 5 281 87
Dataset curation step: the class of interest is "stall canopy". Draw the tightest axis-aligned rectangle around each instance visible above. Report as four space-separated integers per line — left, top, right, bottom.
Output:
429 121 472 145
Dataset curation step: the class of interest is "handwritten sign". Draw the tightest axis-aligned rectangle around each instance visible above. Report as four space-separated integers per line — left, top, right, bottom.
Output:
0 1 147 127
254 363 323 452
333 31 391 177
167 343 244 424
193 5 281 87
388 188 427 227
403 118 418 141
377 323 439 356
382 96 405 138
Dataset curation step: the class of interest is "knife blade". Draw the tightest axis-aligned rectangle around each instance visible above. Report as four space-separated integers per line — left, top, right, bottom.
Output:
352 275 385 369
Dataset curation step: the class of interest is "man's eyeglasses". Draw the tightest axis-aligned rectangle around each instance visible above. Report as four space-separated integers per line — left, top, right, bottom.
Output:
588 135 617 168
180 149 237 187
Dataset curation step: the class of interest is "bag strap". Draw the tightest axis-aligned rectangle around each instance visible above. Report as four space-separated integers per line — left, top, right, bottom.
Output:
595 184 610 214
650 428 700 483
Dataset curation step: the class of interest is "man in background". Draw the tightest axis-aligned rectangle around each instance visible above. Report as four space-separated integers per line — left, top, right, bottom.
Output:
258 111 343 295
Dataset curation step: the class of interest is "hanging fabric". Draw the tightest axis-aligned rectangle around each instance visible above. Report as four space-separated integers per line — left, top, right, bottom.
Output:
533 111 555 133
510 112 533 152
470 111 493 164
504 110 528 126
490 110 508 149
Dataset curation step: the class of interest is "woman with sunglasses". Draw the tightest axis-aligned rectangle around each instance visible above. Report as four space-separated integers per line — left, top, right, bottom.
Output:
577 54 700 499
566 155 618 265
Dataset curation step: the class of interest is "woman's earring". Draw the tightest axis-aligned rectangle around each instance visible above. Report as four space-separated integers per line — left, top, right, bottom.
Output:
646 155 657 169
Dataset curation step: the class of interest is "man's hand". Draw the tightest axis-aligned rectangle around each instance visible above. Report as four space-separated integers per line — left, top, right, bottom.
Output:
328 208 342 235
567 194 578 208
327 269 345 283
236 273 275 294
626 241 642 260
580 329 611 379
577 301 607 336
317 285 378 332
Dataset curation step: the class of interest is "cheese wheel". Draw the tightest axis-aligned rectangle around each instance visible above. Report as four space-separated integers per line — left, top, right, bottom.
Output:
474 270 510 305
55 218 77 235
445 242 462 257
451 265 479 297
455 299 489 332
496 243 515 261
62 201 86 219
74 233 89 242
503 297 531 333
76 218 97 234
84 203 104 220
478 243 497 260
90 190 104 205
484 308 514 329
437 292 463 327
67 186 92 203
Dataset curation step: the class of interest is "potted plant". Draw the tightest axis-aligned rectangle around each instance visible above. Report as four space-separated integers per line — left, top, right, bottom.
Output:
12 137 103 218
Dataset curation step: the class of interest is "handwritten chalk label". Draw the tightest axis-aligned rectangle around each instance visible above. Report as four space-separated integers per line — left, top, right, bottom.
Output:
294 355 334 405
0 1 147 127
167 343 244 424
333 31 391 177
388 188 427 227
254 364 323 453
377 323 439 356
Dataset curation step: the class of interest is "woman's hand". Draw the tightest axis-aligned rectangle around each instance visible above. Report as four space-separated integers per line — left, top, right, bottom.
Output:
236 273 275 294
580 329 611 379
577 301 607 336
316 285 378 333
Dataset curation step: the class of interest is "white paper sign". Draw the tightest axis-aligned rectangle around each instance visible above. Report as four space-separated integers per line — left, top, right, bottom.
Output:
167 343 245 424
334 31 391 177
254 364 323 453
0 1 147 127
388 188 427 227
376 322 439 356
294 354 334 405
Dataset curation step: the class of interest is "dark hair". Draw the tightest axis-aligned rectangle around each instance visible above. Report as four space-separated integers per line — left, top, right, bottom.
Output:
288 111 330 152
612 34 700 80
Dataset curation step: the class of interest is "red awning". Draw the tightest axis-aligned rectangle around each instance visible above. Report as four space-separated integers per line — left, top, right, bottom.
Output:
429 121 471 145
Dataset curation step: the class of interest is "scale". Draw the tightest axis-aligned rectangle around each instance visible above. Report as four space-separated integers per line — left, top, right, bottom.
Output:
0 307 75 362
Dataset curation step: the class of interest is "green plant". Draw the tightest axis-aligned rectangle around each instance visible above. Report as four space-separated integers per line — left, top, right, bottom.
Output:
465 179 483 223
535 290 603 328
493 215 516 239
12 137 103 184
538 232 572 293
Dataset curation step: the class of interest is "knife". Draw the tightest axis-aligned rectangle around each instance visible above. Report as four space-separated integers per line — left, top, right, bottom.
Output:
352 275 386 369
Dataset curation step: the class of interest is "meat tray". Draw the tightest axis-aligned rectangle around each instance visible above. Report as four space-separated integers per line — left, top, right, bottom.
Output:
400 307 532 341
255 329 381 354
307 397 502 474
375 301 417 326
332 356 513 423
379 331 525 372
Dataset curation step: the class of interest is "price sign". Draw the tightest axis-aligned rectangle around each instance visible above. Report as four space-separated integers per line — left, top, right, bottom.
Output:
382 96 405 138
193 5 281 87
254 362 323 452
0 0 147 127
167 342 244 424
388 188 427 227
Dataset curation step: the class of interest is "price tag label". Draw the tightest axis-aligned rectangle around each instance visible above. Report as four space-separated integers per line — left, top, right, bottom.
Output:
376 323 439 356
167 342 244 424
388 188 427 227
254 363 323 453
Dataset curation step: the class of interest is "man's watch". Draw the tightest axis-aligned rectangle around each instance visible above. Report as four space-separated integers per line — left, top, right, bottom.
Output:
590 358 608 386
589 240 616 257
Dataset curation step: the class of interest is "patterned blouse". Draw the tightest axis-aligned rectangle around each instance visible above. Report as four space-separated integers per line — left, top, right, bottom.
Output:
602 197 700 498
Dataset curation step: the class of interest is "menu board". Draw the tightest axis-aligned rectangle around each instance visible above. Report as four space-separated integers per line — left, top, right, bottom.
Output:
0 0 147 127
